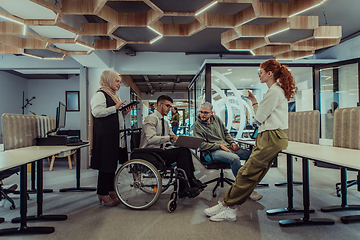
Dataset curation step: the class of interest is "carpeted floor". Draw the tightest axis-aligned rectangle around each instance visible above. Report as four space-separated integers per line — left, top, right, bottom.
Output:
1 153 360 240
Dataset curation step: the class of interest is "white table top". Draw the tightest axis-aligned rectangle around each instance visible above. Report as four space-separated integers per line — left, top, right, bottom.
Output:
284 142 360 170
235 139 360 170
0 144 89 172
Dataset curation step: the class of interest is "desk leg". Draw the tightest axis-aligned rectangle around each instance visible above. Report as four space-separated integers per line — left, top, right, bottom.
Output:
267 154 312 215
12 159 67 223
320 167 360 223
279 158 334 227
59 150 96 192
275 156 302 186
27 162 53 194
0 164 54 236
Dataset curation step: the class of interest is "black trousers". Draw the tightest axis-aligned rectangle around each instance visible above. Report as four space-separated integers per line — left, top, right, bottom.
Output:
97 171 115 195
157 147 197 189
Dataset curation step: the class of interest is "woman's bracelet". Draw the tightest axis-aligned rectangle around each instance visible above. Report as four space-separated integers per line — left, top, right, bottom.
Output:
252 102 258 106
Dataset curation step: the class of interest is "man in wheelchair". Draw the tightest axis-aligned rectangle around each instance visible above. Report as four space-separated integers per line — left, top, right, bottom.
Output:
139 95 204 198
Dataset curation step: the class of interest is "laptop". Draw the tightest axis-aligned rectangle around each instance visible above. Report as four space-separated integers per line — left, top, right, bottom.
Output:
237 126 258 141
173 136 203 150
251 127 259 139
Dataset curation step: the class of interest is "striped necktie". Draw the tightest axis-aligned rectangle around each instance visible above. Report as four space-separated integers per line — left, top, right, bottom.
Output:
160 118 165 148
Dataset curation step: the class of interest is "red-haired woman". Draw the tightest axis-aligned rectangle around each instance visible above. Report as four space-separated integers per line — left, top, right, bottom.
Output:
204 59 297 222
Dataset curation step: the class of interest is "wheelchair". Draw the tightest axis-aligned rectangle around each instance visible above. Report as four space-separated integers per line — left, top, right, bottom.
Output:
114 128 192 212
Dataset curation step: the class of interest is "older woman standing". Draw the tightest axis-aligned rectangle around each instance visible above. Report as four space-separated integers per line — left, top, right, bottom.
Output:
89 70 131 207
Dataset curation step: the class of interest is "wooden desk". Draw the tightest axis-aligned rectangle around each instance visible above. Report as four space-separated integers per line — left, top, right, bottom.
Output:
0 144 89 236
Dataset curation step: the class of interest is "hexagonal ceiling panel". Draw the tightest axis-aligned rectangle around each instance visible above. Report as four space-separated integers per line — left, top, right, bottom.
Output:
0 0 345 60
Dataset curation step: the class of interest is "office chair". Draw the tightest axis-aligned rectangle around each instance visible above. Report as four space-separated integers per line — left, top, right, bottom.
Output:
47 150 77 171
47 129 79 171
0 167 21 210
199 151 234 197
315 161 359 197
199 149 269 197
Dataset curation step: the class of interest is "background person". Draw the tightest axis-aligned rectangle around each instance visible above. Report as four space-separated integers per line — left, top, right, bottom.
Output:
204 59 297 222
170 107 180 135
148 103 155 115
89 70 132 207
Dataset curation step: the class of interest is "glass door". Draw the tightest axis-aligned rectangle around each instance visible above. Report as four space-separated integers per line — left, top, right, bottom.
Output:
320 63 359 140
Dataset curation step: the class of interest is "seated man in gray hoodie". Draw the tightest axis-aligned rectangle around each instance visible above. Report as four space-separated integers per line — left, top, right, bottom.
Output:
193 102 262 201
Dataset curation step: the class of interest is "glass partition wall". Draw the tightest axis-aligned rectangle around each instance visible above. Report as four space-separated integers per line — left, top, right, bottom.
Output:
189 64 313 138
189 61 360 142
319 63 359 140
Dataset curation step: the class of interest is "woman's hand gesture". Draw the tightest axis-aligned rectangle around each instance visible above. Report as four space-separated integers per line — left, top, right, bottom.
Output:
115 100 127 110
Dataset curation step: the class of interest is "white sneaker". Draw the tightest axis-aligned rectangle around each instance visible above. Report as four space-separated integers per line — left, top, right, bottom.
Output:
210 207 237 222
204 201 227 217
249 191 263 201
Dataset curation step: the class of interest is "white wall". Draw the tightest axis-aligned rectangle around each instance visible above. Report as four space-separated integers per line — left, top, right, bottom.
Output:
115 52 214 75
0 71 28 143
27 75 81 130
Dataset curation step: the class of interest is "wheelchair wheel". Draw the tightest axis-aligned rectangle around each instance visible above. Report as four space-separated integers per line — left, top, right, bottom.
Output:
167 199 177 213
114 159 162 210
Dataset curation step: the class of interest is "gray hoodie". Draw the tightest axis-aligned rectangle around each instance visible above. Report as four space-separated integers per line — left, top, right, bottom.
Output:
193 114 235 151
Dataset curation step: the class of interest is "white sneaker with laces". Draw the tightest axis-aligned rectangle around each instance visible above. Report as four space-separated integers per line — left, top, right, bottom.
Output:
204 201 227 217
249 191 263 201
210 207 237 222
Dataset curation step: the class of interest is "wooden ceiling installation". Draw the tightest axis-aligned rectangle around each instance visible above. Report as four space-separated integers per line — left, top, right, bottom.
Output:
0 0 341 60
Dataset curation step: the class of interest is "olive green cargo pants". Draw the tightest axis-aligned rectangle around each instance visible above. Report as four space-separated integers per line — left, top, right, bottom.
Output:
224 129 288 206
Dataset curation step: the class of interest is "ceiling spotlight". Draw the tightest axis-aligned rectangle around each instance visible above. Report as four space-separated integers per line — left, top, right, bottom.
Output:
195 1 218 16
266 28 290 37
289 0 327 18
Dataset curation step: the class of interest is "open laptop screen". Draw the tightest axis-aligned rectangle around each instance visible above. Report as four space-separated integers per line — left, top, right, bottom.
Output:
251 127 258 139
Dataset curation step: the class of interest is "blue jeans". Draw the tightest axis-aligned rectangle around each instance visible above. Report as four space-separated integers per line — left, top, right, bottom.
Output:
204 148 251 177
172 126 179 135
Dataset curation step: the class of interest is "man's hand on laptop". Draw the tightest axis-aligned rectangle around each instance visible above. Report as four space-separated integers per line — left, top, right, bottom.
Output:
231 142 239 151
219 144 232 152
170 135 178 141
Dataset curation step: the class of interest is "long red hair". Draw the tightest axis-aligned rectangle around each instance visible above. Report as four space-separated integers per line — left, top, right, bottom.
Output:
260 59 297 100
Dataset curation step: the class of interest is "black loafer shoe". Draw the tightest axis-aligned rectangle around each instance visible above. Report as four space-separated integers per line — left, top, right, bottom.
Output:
188 187 201 198
193 179 207 189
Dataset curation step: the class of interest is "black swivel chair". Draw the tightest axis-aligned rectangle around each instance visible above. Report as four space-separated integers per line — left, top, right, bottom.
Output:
200 151 235 197
0 167 21 210
315 161 359 197
199 149 269 197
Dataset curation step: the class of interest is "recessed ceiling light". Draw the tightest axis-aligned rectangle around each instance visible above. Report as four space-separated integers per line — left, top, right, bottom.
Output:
195 1 218 16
